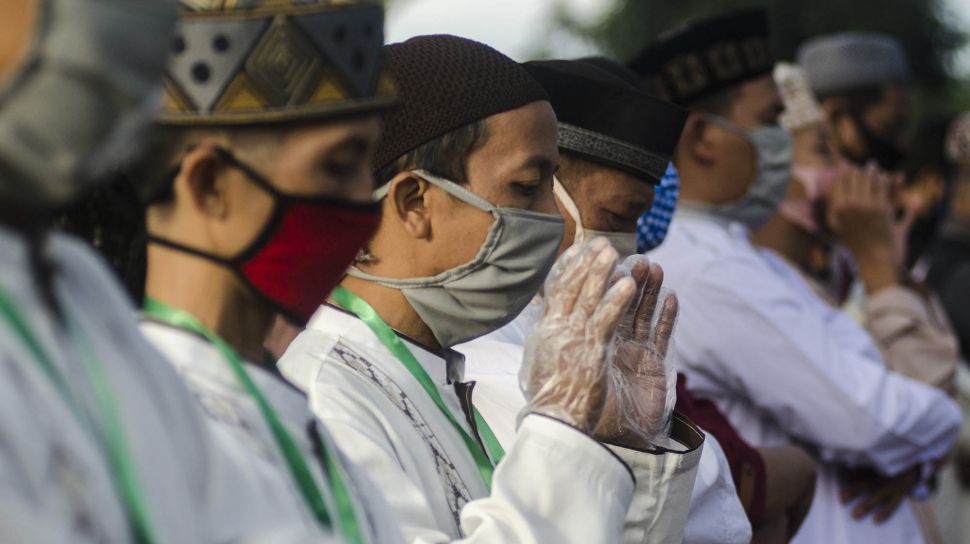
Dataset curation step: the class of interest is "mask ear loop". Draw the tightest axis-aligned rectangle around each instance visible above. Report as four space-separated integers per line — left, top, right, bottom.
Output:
552 176 584 244
373 170 496 213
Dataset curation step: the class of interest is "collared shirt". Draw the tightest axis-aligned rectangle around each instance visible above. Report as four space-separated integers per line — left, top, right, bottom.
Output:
460 300 749 544
279 303 639 543
140 320 404 544
0 227 212 543
649 210 963 544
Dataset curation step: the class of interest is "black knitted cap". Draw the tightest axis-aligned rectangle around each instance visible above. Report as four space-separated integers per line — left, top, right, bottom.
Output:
373 35 549 173
524 60 686 185
628 9 774 107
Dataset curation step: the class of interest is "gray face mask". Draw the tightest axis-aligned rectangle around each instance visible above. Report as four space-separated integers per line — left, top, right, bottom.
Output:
682 117 792 229
349 170 565 348
0 0 176 211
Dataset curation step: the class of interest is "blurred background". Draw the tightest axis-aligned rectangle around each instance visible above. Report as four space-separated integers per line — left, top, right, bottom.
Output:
385 0 970 117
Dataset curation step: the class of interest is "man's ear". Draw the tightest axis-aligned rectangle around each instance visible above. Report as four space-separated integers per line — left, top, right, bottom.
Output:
681 112 717 166
175 144 230 219
385 171 433 239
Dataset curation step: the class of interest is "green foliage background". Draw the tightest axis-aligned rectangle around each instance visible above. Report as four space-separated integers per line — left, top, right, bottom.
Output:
548 0 968 114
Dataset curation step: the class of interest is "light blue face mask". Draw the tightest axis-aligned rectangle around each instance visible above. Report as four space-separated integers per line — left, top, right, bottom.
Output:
680 116 793 230
637 163 679 252
350 170 565 347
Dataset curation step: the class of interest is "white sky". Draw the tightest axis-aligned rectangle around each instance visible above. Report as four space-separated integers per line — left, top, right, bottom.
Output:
387 0 970 75
385 0 616 60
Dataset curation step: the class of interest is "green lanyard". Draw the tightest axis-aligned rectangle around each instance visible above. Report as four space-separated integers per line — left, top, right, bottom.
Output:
331 286 505 489
142 298 363 544
0 285 157 544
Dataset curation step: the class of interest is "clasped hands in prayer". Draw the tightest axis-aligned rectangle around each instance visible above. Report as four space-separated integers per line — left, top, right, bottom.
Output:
521 237 677 449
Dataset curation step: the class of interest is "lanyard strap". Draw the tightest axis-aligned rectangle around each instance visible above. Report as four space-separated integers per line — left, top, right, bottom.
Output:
331 286 505 489
142 298 362 544
0 285 156 544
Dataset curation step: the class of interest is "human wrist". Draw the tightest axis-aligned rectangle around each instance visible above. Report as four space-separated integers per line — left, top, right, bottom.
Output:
851 244 899 294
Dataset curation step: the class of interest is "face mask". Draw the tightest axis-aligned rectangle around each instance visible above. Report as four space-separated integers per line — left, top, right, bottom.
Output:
149 149 381 325
637 163 680 252
553 176 639 259
348 170 564 347
778 166 837 235
682 117 793 229
843 114 905 171
0 0 176 211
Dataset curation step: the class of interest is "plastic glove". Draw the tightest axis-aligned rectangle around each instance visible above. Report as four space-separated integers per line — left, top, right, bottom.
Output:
594 255 679 449
520 238 637 434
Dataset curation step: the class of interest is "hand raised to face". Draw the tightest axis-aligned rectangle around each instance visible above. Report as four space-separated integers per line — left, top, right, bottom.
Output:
520 238 636 433
595 255 679 449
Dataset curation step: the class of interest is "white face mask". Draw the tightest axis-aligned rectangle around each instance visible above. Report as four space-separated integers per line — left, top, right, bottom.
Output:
553 176 639 259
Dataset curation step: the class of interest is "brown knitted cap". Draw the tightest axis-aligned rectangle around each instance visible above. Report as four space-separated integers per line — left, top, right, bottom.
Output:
373 35 549 173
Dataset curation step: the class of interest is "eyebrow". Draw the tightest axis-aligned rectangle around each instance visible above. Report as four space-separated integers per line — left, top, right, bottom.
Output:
325 134 370 157
517 155 558 177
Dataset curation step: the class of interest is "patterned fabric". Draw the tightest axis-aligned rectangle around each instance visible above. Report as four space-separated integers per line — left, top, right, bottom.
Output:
628 9 773 107
775 63 823 132
637 163 679 252
373 35 548 172
160 0 396 125
331 340 471 533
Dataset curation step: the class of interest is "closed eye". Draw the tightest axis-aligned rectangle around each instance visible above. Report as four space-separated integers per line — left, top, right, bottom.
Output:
512 181 540 198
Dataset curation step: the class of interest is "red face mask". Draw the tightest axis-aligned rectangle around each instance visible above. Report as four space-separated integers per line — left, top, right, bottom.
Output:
150 148 380 324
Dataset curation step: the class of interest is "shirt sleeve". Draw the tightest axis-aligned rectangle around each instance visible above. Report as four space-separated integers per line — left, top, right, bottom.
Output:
677 259 962 476
865 285 959 390
304 355 635 544
604 413 705 544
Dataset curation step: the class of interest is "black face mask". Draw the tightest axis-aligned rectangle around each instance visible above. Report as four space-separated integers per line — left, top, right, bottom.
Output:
842 114 906 171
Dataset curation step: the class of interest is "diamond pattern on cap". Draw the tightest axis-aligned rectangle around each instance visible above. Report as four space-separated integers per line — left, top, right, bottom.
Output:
295 3 384 97
167 18 270 113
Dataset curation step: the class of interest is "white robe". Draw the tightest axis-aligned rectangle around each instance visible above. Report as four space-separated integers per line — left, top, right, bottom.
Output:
279 304 688 543
458 300 751 544
140 320 406 543
648 211 963 544
0 227 213 542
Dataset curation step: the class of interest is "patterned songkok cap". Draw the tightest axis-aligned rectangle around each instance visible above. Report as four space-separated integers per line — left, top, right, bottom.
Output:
628 9 774 107
159 0 396 125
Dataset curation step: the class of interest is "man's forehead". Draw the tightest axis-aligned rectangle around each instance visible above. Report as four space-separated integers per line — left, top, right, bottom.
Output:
474 103 559 168
732 75 782 123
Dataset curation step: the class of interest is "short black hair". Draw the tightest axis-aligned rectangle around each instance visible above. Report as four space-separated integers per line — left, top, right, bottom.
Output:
375 119 490 187
53 175 147 303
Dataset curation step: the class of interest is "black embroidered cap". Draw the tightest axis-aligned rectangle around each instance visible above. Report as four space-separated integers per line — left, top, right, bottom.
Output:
523 59 687 185
628 9 774 107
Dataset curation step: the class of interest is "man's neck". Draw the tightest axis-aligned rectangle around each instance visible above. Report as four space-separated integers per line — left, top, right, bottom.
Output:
752 214 816 270
145 244 272 362
338 274 441 350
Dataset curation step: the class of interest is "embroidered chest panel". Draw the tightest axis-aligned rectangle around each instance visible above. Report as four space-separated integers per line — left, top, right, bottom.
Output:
331 341 471 533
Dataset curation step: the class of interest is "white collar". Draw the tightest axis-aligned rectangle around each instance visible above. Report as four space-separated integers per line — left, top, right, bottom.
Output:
306 304 462 386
